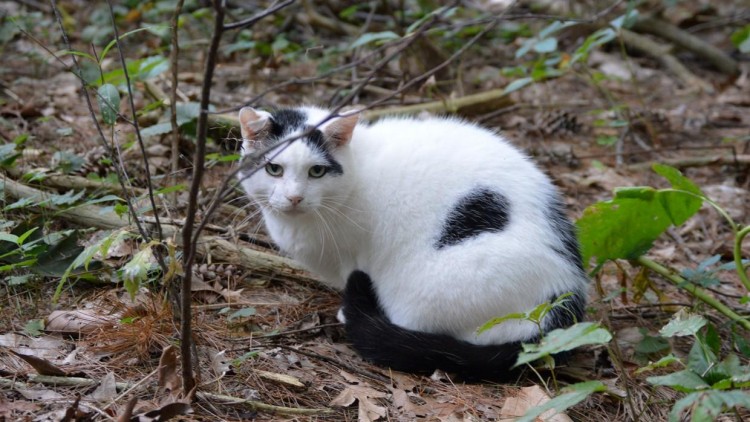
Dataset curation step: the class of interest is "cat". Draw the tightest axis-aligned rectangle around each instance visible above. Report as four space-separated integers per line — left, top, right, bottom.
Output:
237 105 588 379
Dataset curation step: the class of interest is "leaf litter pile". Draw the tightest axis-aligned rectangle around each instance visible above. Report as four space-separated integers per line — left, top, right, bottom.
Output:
1 1 749 420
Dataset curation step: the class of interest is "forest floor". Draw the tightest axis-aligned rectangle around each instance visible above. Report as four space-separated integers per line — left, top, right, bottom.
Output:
1 1 749 421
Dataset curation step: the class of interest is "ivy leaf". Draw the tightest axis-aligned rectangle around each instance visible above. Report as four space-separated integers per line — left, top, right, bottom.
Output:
350 31 399 49
670 391 750 422
659 310 706 337
647 369 709 393
577 164 703 265
97 84 120 125
227 307 256 322
122 244 155 299
515 322 612 367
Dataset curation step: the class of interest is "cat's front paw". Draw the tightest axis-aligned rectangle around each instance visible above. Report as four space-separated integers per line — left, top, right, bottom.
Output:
337 307 347 324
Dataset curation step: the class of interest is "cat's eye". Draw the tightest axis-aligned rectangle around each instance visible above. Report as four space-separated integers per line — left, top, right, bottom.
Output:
265 163 283 177
308 165 328 178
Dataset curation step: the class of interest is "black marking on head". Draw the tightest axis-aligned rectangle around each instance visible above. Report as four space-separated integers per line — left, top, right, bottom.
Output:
268 108 307 139
264 108 344 176
303 126 344 176
342 270 528 381
545 196 584 271
435 187 510 249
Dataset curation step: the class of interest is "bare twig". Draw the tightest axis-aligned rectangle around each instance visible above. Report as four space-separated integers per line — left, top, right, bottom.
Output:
223 0 296 30
106 0 164 242
169 0 186 198
48 0 149 241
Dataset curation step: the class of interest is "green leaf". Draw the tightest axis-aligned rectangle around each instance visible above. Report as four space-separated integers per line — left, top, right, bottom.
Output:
140 102 203 138
517 381 607 422
502 77 533 95
227 307 256 322
515 322 612 367
731 25 750 53
23 319 45 337
0 232 19 244
48 190 86 207
97 84 120 125
122 244 155 299
670 391 750 422
33 231 86 277
634 354 682 374
350 31 400 49
659 310 707 337
576 164 704 265
647 369 709 393
533 37 557 53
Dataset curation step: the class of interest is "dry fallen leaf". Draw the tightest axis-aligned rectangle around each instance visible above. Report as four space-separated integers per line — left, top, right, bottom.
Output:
330 371 387 422
500 385 573 422
88 372 118 403
46 309 115 335
158 345 181 393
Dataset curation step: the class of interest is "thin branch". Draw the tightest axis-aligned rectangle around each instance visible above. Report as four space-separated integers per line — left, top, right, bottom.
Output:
169 0 186 198
636 256 750 330
106 0 164 242
223 0 296 30
48 0 149 241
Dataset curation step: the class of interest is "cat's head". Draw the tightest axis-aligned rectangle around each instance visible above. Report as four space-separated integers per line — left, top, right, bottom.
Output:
237 106 359 216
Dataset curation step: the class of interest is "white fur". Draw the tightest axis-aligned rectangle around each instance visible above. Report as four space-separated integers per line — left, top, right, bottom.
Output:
239 106 586 345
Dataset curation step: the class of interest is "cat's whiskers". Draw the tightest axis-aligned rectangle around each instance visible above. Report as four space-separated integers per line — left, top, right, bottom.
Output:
319 199 369 233
313 208 344 266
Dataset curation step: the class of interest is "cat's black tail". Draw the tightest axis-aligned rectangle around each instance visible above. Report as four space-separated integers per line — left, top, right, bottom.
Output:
342 270 530 381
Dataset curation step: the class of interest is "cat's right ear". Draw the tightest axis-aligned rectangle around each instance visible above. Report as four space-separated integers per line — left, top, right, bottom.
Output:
238 107 272 151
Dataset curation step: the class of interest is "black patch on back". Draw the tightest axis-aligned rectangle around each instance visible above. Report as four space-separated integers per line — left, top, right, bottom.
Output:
435 187 510 249
544 196 584 270
304 127 344 176
342 270 528 381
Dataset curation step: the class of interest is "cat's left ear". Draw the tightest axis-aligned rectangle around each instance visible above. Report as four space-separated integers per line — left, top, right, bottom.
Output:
324 109 360 147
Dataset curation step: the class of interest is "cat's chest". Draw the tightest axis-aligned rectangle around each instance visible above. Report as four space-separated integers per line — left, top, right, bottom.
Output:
263 211 361 286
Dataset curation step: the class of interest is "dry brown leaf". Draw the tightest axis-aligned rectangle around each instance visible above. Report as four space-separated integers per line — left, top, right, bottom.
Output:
0 333 69 361
10 350 67 376
89 372 117 403
46 309 115 335
158 346 180 393
500 385 573 422
0 396 40 417
331 371 388 422
252 368 305 389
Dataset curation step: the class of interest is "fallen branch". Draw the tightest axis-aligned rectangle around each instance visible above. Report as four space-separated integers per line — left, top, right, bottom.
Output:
1 177 314 282
618 28 714 93
197 391 333 416
626 154 750 171
0 376 330 417
632 15 738 75
5 167 147 197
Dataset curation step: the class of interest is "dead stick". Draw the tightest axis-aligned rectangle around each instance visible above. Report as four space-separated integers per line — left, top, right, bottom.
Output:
618 29 714 93
1 177 314 281
633 15 738 75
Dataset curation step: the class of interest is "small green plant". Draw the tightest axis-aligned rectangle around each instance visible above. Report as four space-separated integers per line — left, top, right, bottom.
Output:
575 163 750 419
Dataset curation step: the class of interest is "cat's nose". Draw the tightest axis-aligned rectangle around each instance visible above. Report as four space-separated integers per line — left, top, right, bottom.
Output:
287 195 303 206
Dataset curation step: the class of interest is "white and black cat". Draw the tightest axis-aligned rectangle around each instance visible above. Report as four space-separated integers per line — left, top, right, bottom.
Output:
237 106 588 380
